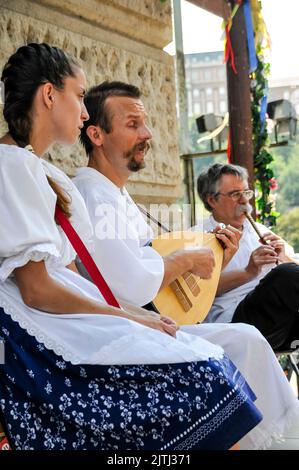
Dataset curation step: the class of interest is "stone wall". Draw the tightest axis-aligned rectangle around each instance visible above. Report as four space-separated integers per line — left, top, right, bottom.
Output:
0 0 182 203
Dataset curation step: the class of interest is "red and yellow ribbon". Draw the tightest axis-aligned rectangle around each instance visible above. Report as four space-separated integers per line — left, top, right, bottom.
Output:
223 2 242 75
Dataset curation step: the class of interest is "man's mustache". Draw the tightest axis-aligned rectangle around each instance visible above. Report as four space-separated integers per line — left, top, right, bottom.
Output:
236 203 252 216
125 141 150 159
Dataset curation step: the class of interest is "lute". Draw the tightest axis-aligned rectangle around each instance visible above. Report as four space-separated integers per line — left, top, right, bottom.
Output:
152 231 223 325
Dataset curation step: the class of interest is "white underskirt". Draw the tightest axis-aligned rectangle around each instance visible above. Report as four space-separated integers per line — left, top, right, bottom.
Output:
183 322 299 450
0 267 224 365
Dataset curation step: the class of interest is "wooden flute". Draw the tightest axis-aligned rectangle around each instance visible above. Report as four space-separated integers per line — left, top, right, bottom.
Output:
244 211 279 265
244 211 269 245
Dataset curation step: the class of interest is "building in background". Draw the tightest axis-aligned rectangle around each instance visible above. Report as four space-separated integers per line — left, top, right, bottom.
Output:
185 51 227 118
185 50 299 120
268 77 299 115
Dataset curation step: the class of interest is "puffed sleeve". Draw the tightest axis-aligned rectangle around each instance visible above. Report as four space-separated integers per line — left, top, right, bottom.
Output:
0 146 62 281
41 159 95 264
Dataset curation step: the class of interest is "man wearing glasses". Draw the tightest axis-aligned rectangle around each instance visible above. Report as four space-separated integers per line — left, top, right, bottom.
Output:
196 163 299 351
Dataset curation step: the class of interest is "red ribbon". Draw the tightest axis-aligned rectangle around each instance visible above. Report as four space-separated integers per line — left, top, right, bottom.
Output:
227 130 231 163
224 25 237 74
55 206 120 308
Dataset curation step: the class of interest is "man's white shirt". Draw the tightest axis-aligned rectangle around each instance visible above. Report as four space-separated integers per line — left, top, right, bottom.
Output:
193 216 279 323
73 167 164 306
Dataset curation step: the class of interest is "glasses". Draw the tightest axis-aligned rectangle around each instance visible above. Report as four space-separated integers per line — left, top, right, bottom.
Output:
215 189 254 201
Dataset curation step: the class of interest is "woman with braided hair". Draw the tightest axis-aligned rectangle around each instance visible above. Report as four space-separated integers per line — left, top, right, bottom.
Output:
0 43 296 450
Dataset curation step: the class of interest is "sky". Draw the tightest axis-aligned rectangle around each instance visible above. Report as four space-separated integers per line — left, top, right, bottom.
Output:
165 0 299 82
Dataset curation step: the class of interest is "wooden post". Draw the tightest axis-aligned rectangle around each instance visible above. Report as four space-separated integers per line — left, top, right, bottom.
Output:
173 0 189 155
173 0 196 226
226 1 254 189
187 0 230 21
183 158 196 226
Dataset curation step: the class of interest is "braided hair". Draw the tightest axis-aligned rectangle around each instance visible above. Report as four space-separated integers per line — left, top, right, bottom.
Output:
1 43 80 217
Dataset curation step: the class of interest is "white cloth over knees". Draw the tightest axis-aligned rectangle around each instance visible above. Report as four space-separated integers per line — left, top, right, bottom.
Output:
182 322 299 450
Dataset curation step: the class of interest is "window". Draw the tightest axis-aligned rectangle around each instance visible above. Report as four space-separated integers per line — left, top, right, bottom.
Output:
219 86 226 95
194 103 201 115
207 101 214 113
220 100 227 113
206 87 212 96
218 68 226 80
204 69 211 80
193 88 199 97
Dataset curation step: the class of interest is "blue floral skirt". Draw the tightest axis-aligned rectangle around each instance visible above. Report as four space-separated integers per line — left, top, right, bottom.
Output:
0 308 262 450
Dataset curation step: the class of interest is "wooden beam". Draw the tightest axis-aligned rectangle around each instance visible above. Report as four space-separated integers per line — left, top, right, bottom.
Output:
187 0 231 21
226 1 254 189
173 0 190 154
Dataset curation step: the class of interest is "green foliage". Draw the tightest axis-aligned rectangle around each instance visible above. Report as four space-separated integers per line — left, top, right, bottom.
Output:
251 51 277 226
271 144 299 213
279 169 299 211
274 207 299 253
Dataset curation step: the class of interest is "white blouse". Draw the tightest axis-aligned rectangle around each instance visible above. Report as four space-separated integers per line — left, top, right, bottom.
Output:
0 144 223 365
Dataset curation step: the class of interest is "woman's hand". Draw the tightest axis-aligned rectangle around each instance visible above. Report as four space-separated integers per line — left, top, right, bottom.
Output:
120 300 179 337
135 314 179 337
